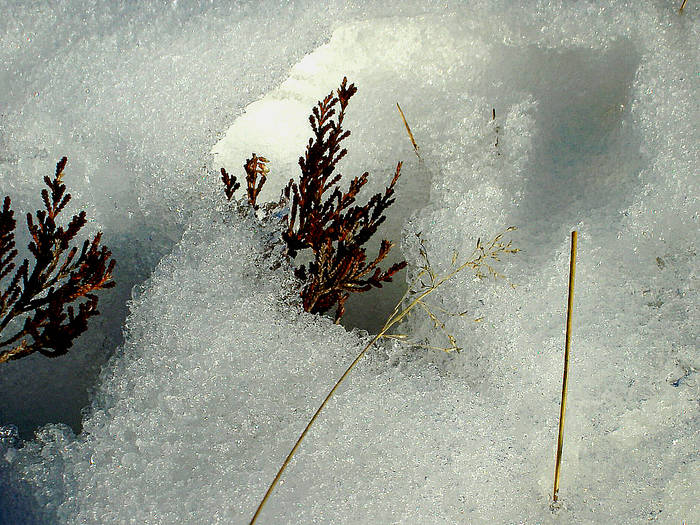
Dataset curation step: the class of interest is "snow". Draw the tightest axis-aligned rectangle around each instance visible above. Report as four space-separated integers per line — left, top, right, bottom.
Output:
1 1 698 523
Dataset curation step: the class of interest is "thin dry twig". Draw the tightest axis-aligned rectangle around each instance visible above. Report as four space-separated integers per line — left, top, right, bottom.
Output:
248 228 518 523
552 231 577 503
397 102 420 159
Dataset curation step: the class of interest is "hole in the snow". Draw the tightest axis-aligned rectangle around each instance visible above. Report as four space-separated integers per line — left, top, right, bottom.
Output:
481 40 644 251
338 159 432 334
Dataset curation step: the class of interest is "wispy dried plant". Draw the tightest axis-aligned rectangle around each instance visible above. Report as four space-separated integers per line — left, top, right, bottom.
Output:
239 90 521 523
249 228 519 524
385 229 519 352
0 157 116 364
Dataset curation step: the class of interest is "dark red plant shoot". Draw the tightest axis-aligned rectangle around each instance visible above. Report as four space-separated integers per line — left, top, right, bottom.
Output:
0 157 116 363
222 77 406 322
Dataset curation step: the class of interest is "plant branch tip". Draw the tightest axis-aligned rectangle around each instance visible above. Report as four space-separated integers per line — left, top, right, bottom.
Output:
1 157 116 364
224 78 407 323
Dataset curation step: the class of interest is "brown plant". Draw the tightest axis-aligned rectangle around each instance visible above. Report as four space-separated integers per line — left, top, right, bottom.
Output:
223 78 407 322
0 157 116 363
221 153 269 209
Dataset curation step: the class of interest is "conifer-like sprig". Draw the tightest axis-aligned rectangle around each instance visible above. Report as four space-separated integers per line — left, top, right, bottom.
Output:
282 77 407 321
244 154 270 209
221 154 270 209
220 167 241 202
222 78 407 322
0 157 116 363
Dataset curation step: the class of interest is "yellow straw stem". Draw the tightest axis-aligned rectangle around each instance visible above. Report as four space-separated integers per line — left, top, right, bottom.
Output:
248 330 384 525
553 230 577 502
396 103 420 158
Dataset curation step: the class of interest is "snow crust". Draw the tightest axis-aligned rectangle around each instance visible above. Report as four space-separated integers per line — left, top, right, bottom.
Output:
1 1 697 523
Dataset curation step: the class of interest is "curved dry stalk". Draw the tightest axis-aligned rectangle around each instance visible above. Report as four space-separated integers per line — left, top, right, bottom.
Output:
248 228 518 524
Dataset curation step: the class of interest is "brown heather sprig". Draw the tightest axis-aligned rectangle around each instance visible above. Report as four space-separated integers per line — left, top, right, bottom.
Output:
221 153 270 209
220 167 241 202
222 78 407 322
0 157 116 364
282 77 406 321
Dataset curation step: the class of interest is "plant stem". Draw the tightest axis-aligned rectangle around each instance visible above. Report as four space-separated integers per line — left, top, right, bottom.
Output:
553 230 577 502
396 103 420 158
248 330 381 525
249 230 517 523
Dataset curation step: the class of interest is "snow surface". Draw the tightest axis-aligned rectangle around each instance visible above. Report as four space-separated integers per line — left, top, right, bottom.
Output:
1 1 698 523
